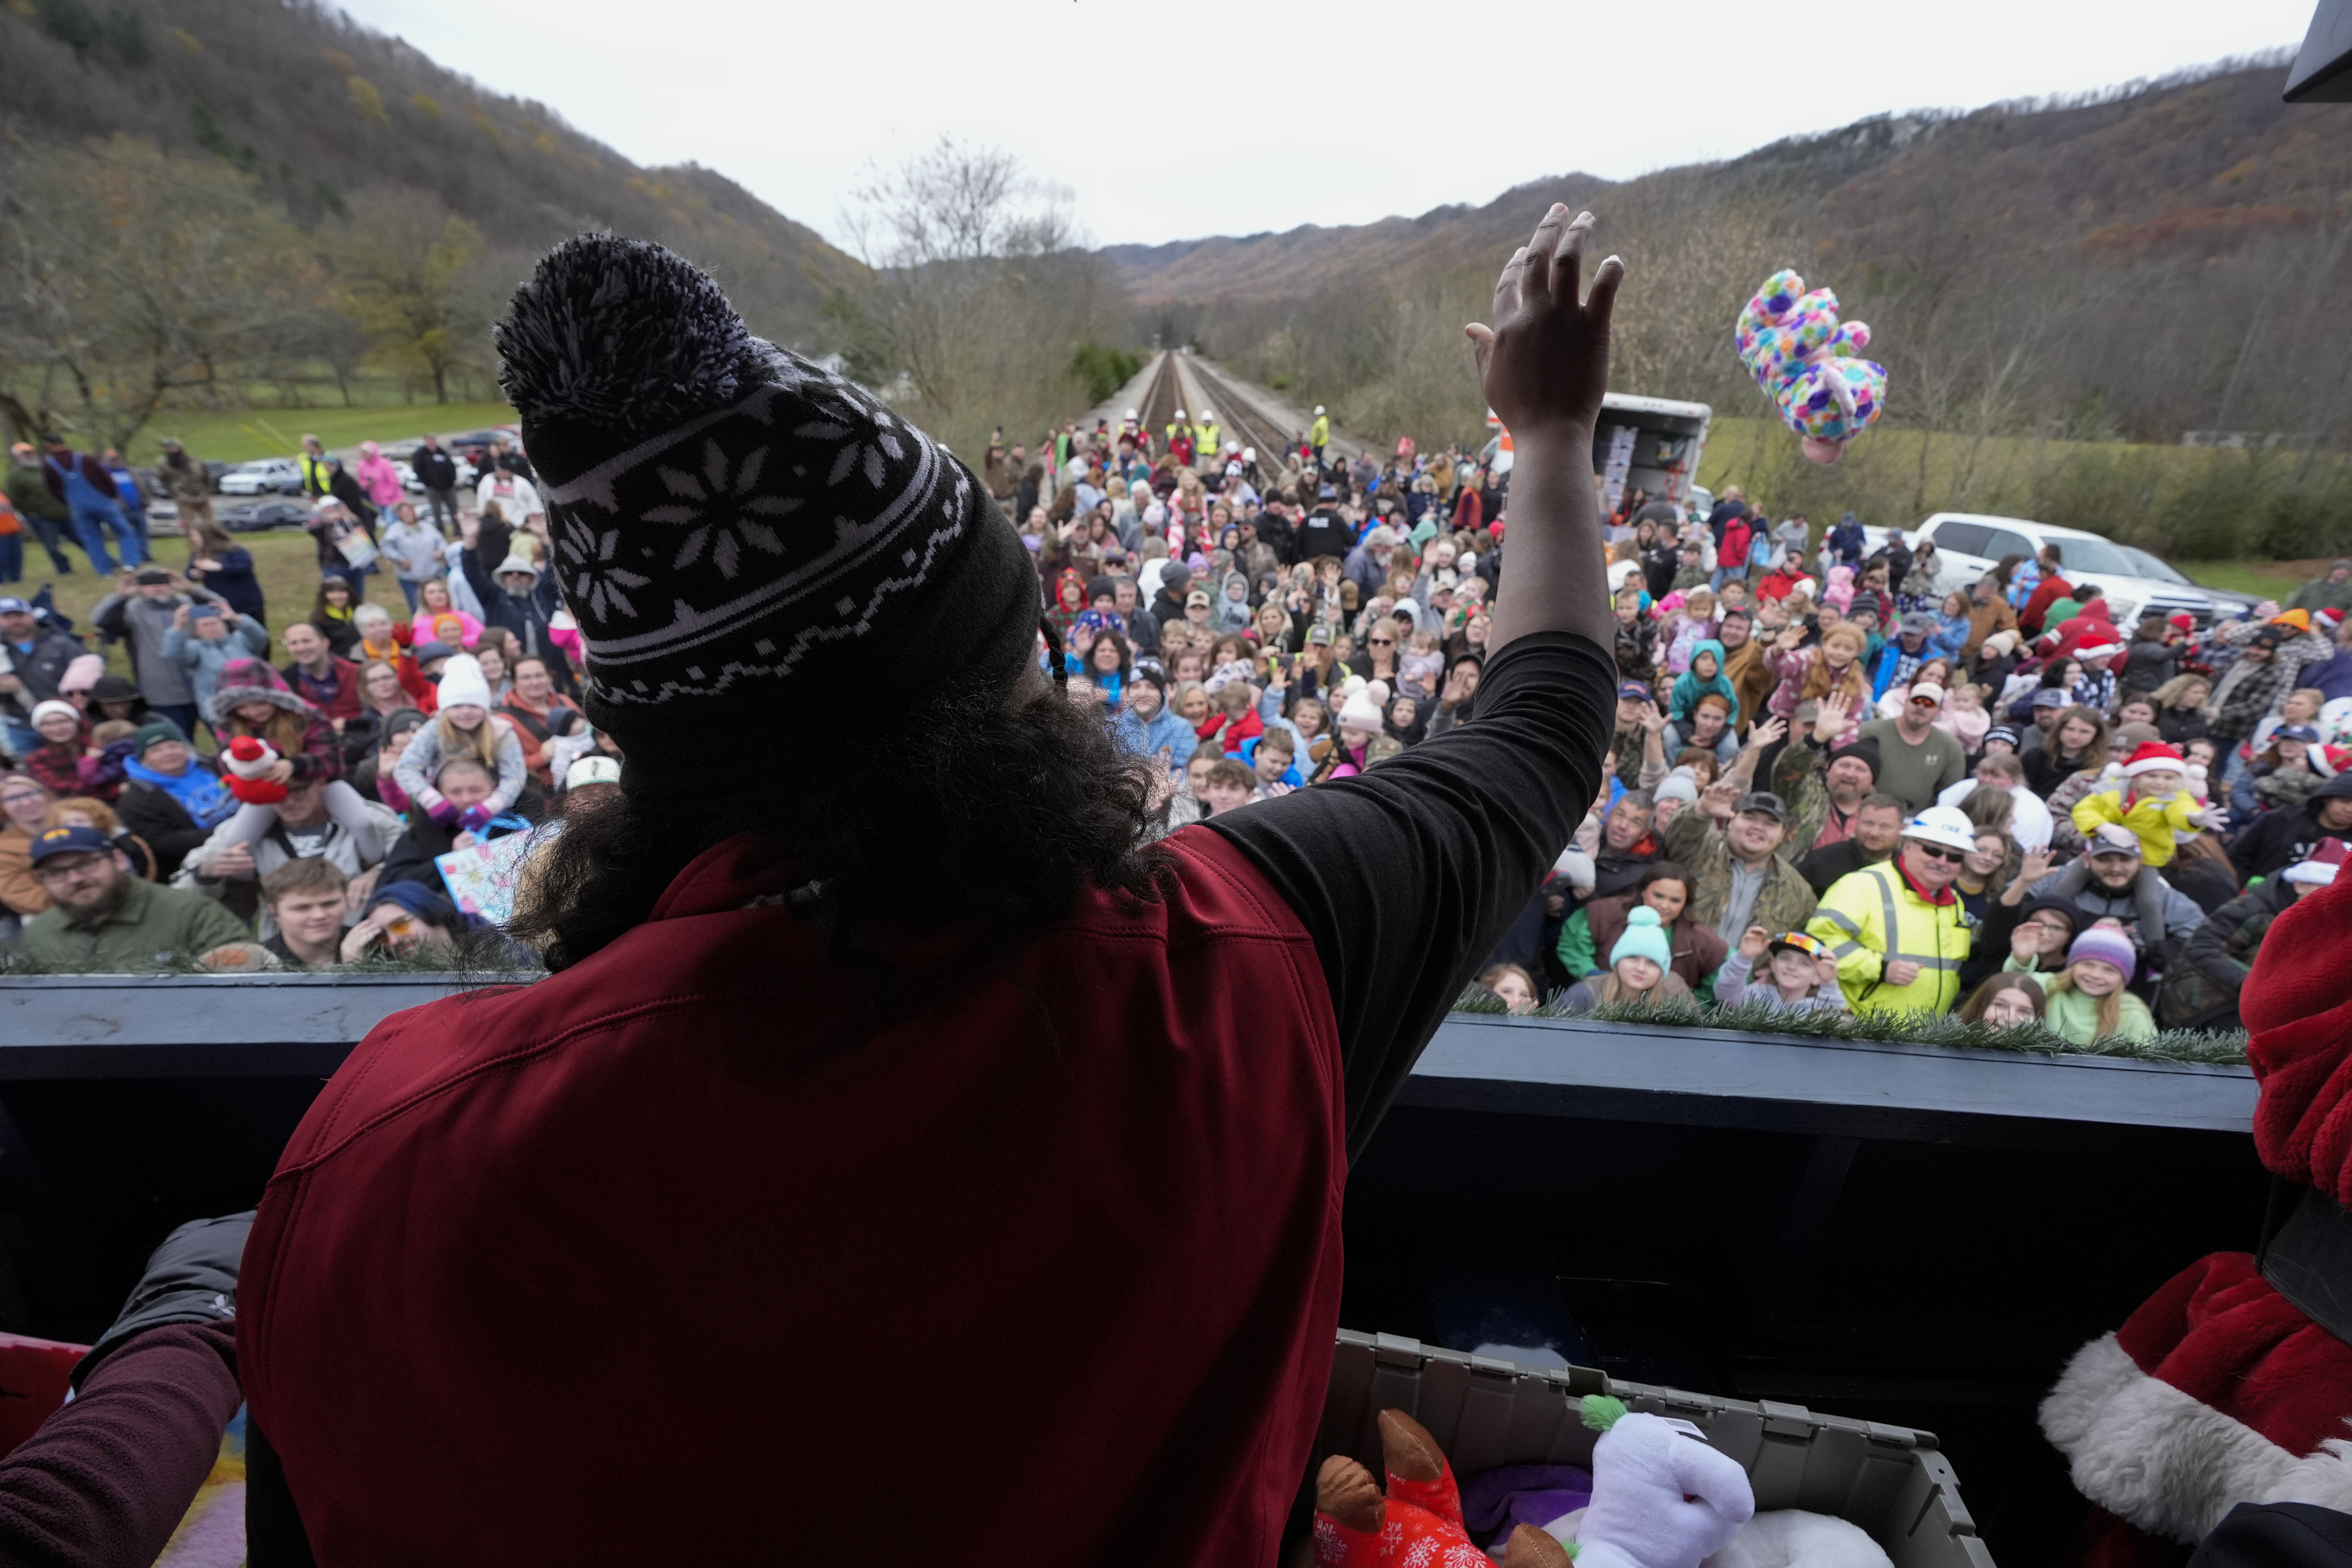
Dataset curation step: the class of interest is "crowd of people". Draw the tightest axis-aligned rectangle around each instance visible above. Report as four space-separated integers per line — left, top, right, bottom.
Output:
1479 494 2352 1044
2 395 2345 1048
0 424 613 970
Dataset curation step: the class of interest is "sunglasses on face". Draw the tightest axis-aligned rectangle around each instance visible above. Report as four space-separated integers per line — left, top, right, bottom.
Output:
1914 844 1967 864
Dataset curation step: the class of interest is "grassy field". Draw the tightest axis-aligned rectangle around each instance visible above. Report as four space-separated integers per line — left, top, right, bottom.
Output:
122 403 517 466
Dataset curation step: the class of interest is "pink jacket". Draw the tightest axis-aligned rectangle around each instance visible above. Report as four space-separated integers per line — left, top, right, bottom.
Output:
354 449 407 510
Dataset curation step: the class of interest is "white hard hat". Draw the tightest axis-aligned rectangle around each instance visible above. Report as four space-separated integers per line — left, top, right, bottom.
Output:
1124 408 1137 420
1173 408 1186 419
1225 440 1241 454
1901 804 1977 853
1314 405 1326 416
1200 410 1215 421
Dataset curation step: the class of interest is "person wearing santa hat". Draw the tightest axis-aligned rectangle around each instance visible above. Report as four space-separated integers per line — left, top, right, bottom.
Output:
234 211 1624 1561
2073 740 2225 868
2043 850 2352 1565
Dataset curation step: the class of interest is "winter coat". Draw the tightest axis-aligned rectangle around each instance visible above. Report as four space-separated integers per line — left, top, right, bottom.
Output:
155 450 213 507
18 874 250 968
1556 972 1696 1016
353 452 407 510
500 695 584 786
2123 638 2180 695
459 556 573 693
164 617 272 717
1963 596 2019 657
2172 876 2298 1025
1807 859 1974 1018
94 590 226 708
2026 862 2207 968
393 720 528 816
2230 775 2352 882
1661 810 1819 942
2044 981 2157 1046
116 763 233 880
0 825 47 917
205 660 343 785
410 447 458 492
1667 642 1738 726
2071 781 2202 869
191 547 266 622
1870 635 1939 702
0 626 86 722
1557 893 1728 994
2207 621 2334 741
1113 702 1197 773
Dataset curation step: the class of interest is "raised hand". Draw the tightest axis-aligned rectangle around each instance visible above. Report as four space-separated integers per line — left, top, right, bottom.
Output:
1747 714 1788 750
1739 925 1770 960
1465 206 1624 441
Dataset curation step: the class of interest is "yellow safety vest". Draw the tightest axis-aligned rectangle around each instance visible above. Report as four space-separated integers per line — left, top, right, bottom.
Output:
1310 415 1331 449
1805 860 1973 1017
299 452 333 498
1193 422 1220 459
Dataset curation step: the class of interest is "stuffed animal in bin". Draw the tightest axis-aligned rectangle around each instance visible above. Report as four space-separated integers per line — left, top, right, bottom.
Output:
1313 1399 1755 1568
221 735 289 806
1316 1409 1572 1567
1734 269 1888 466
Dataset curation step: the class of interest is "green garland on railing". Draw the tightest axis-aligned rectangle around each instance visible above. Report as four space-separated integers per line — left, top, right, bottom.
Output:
1450 987 2250 1067
0 943 543 980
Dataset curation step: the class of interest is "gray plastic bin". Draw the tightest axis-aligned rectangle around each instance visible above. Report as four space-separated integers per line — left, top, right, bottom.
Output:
1318 1330 1996 1568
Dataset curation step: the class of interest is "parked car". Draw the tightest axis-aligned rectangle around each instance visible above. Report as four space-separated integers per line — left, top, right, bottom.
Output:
217 499 312 533
217 458 304 497
2114 545 2265 622
1870 513 2221 629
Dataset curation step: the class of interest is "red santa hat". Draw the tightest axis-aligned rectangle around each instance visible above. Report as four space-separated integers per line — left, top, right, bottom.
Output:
2285 839 2348 886
2120 741 2187 778
2166 612 2196 632
2074 640 2124 663
2313 744 2352 781
2040 867 2352 1559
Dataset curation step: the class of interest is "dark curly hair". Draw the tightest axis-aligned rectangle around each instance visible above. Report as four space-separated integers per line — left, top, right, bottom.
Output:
510 673 1174 973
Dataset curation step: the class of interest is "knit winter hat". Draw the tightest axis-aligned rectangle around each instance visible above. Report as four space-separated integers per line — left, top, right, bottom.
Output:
59 653 104 694
1654 768 1701 807
2068 925 2139 981
1610 906 1674 970
1827 735 1882 780
1338 691 1386 733
493 236 1038 776
28 699 78 730
2121 741 2188 777
434 653 494 712
130 719 186 756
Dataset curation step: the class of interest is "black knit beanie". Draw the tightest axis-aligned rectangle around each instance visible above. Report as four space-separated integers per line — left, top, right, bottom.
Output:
493 236 1039 786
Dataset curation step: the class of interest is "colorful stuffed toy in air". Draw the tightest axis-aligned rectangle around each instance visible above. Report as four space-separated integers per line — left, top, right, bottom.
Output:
1734 270 1888 465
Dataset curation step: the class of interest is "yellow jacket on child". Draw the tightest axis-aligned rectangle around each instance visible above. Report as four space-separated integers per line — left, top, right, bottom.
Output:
2071 782 2200 868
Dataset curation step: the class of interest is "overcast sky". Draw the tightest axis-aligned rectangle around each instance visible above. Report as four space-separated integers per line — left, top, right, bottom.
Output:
343 0 2318 251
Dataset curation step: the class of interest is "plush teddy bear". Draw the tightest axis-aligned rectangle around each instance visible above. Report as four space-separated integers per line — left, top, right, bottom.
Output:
1734 269 1888 465
220 735 289 806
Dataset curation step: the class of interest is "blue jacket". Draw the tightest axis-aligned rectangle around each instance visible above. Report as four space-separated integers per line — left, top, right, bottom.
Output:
164 616 272 713
1113 701 1196 774
1870 633 1937 701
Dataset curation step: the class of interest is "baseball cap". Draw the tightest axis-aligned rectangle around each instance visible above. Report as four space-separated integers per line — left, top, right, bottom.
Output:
1900 610 1937 635
0 596 31 615
1618 681 1653 703
1734 790 1790 824
1908 681 1946 706
563 756 622 790
28 824 112 865
2031 688 2070 709
2277 723 2324 745
134 568 172 586
1768 931 1828 960
2088 823 2145 860
1306 624 1334 646
1185 589 1212 608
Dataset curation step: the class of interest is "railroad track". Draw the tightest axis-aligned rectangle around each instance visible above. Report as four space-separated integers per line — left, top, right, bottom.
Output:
1136 352 1182 445
1184 359 1296 468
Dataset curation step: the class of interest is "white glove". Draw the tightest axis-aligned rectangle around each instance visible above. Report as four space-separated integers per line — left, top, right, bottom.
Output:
1576 1413 1756 1568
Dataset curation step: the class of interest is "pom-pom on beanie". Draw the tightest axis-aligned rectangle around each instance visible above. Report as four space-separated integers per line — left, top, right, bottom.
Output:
492 235 1040 785
1610 906 1675 970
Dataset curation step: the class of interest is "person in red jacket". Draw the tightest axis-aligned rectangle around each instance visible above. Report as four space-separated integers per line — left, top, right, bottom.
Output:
2021 547 2076 636
237 211 1622 1564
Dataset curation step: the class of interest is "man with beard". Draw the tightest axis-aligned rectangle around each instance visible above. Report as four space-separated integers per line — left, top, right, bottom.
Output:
236 211 1623 1560
16 824 248 967
1773 698 1883 857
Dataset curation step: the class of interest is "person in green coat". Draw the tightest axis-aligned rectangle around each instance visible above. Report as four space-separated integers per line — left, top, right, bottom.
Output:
17 825 250 969
2041 924 2155 1047
2288 560 2352 618
5 442 78 576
